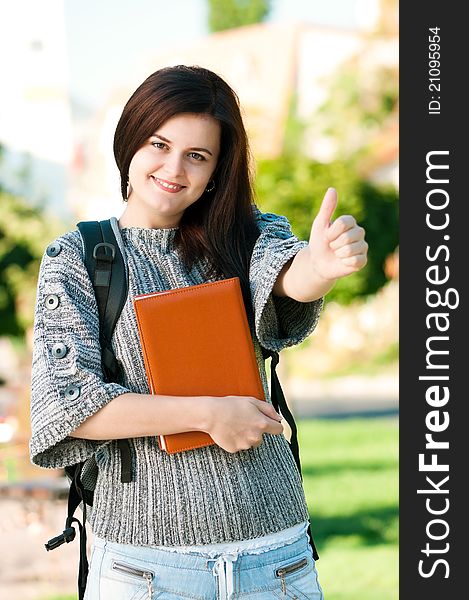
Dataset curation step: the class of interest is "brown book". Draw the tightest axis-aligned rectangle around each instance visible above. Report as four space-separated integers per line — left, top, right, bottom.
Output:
133 277 265 454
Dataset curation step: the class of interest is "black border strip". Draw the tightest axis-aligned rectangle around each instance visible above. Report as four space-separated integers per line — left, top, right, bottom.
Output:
400 1 465 595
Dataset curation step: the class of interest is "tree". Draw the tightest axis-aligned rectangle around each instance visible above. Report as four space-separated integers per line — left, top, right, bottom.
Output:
208 0 271 32
0 153 65 336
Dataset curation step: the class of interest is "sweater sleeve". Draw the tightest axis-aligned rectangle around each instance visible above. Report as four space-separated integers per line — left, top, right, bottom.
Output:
249 205 324 352
29 230 131 469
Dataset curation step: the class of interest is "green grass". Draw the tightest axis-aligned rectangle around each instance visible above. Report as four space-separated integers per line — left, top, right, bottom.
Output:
41 418 398 600
299 417 398 600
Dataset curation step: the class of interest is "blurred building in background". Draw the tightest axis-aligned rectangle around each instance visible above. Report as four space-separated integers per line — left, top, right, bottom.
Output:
0 0 397 222
73 15 397 219
0 0 73 217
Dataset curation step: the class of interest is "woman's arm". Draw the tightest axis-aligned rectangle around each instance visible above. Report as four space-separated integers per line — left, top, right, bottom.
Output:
273 250 336 301
69 392 284 453
68 392 210 439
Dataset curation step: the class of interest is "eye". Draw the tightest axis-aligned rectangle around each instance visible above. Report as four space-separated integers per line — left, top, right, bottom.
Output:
188 152 206 161
151 141 167 150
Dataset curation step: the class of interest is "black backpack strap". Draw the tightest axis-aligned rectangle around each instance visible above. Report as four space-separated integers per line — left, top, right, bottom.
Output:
45 464 89 600
261 346 319 561
77 219 128 381
77 219 132 484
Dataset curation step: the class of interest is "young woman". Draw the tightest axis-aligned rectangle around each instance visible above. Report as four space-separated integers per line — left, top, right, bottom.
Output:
30 65 367 600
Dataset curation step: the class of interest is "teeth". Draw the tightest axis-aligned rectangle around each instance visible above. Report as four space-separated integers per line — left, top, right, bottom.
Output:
154 177 181 190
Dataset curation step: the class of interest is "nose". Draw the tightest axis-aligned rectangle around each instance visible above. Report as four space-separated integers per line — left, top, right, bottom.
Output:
162 152 184 179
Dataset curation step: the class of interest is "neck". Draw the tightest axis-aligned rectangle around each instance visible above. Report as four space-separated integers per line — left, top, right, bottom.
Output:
119 203 181 229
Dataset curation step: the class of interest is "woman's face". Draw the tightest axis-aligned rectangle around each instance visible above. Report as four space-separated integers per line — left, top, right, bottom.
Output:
125 112 221 228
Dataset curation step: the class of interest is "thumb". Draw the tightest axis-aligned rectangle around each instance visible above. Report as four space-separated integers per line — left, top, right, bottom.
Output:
314 187 338 229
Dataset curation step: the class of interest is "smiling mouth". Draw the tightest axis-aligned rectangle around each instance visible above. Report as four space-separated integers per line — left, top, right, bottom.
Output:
151 176 185 192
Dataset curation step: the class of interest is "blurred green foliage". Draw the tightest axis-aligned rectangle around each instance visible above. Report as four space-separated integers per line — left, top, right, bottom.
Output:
208 0 271 32
316 63 398 160
254 155 398 304
0 189 64 336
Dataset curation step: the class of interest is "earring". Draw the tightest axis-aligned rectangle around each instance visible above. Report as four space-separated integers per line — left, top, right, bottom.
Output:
205 180 215 193
125 180 133 200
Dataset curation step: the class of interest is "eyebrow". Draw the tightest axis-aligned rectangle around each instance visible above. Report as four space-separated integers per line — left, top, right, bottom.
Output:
152 133 213 156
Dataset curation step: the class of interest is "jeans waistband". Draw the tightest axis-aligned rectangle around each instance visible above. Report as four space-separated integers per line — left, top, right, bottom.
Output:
153 521 309 557
93 528 310 572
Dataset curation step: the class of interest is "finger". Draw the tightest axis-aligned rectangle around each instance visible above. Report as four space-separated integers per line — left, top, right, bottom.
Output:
254 399 283 422
314 188 338 229
334 240 368 259
341 253 368 270
328 226 366 250
325 215 357 242
264 420 284 436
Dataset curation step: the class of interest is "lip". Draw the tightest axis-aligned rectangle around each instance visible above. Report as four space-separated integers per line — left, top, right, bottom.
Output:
151 176 185 193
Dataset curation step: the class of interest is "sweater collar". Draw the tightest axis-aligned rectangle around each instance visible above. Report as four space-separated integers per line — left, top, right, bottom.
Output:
119 226 179 253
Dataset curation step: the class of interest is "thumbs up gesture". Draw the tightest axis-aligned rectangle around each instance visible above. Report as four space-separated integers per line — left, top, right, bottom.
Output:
307 188 368 281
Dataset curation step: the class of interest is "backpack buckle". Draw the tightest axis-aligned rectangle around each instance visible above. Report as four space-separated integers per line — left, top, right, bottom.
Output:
45 526 76 551
93 242 116 262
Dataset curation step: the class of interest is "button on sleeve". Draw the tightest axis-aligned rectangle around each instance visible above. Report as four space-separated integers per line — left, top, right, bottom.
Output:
30 231 131 469
51 342 68 359
44 294 60 310
46 242 62 257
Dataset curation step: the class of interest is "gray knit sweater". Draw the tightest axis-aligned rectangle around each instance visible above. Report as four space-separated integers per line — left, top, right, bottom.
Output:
30 205 323 546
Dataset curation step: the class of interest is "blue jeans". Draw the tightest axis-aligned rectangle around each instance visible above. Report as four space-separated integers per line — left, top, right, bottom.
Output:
84 531 324 599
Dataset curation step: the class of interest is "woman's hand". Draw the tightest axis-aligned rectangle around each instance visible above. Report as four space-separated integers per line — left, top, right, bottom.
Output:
307 187 368 282
201 396 284 453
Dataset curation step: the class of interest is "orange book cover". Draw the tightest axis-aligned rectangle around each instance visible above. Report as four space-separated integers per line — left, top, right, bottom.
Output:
133 277 265 453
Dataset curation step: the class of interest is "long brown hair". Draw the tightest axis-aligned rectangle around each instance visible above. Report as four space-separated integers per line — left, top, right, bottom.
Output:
113 65 260 324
